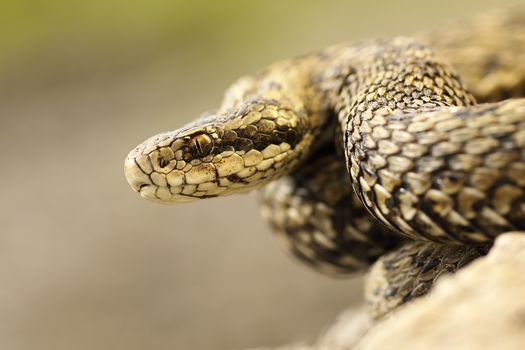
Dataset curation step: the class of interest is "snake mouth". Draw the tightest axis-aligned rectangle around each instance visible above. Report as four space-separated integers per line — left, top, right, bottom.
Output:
137 183 149 191
137 184 198 203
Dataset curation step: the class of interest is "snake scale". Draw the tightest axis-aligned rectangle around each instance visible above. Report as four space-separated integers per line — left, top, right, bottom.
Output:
125 9 525 319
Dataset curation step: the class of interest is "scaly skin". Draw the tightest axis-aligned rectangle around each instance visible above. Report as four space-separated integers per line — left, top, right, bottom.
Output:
259 147 405 276
365 241 490 319
124 9 525 318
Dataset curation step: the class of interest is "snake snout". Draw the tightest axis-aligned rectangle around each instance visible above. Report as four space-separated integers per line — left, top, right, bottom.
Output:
124 146 201 204
124 156 153 193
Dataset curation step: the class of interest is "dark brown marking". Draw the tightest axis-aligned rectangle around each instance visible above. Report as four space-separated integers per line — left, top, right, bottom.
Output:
253 133 272 150
223 130 237 142
234 138 254 152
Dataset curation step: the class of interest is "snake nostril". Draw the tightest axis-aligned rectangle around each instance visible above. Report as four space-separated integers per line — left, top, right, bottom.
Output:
138 183 149 191
158 158 170 168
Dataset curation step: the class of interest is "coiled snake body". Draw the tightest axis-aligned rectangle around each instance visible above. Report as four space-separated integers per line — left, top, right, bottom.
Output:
125 9 525 319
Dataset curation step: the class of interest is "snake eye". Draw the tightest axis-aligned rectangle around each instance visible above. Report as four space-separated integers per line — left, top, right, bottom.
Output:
189 133 214 157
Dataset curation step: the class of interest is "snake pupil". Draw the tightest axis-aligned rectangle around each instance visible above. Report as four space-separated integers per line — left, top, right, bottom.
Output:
195 140 203 154
189 134 213 157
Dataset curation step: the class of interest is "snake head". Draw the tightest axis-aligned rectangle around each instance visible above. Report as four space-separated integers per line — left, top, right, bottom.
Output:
124 101 305 203
124 116 224 203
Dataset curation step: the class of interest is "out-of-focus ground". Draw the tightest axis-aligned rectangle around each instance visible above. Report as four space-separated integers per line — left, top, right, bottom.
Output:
0 1 521 349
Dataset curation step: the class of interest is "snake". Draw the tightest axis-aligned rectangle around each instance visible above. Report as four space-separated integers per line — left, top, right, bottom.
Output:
124 8 525 320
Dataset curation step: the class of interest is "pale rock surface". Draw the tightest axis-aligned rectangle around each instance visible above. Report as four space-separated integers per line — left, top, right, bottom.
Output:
356 232 525 350
248 232 525 350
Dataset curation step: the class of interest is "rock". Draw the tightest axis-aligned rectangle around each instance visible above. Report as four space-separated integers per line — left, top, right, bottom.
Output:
314 307 371 350
356 232 525 350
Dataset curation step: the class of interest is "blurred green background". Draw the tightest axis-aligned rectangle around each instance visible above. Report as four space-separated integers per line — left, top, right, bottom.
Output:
0 1 521 349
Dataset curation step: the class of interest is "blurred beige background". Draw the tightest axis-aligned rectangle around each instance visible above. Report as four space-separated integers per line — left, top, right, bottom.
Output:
0 1 521 349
